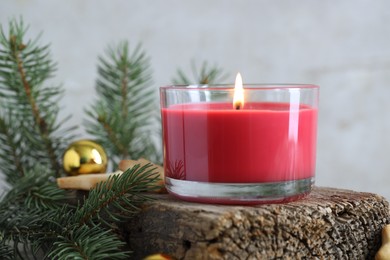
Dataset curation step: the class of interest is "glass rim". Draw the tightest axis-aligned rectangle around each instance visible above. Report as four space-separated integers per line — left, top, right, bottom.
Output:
160 84 319 91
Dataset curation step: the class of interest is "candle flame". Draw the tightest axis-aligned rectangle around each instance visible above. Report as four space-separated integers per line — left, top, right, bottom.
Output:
233 73 244 110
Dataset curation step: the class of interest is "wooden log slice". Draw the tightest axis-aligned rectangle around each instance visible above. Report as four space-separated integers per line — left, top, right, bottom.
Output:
122 187 390 259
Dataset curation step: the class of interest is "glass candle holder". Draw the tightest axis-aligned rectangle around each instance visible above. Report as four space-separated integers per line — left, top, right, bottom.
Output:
160 84 319 204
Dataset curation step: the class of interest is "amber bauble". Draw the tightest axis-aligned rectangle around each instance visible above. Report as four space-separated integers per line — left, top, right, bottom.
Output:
63 140 108 176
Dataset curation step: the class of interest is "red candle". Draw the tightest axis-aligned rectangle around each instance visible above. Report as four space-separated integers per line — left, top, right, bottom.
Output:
162 102 317 183
160 75 319 204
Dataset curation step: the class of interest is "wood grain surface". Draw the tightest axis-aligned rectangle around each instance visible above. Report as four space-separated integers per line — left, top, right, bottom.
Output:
122 187 390 259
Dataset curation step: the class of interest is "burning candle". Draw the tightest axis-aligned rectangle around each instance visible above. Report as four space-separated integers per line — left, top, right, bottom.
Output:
160 74 319 204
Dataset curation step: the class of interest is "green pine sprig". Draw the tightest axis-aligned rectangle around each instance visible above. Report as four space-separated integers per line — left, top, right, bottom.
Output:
0 18 76 180
0 167 70 258
0 164 160 259
76 163 160 227
85 41 160 167
48 224 128 260
0 243 13 260
0 114 25 184
0 165 67 210
173 60 228 85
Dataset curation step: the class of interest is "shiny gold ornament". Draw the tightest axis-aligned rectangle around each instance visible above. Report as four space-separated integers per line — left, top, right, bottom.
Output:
63 140 108 176
143 253 173 260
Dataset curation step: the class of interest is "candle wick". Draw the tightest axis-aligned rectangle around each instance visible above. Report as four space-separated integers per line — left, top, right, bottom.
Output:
235 103 241 110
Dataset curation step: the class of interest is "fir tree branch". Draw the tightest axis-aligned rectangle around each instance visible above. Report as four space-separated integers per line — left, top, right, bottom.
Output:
85 41 160 166
46 165 159 259
97 113 129 159
119 45 129 119
0 165 68 211
76 163 160 226
49 224 128 260
0 243 13 260
10 23 60 176
0 207 56 257
0 161 158 259
0 166 70 258
0 114 25 183
173 60 228 85
10 34 41 129
0 18 75 179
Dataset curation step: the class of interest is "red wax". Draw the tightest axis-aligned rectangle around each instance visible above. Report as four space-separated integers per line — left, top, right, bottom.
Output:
162 102 317 183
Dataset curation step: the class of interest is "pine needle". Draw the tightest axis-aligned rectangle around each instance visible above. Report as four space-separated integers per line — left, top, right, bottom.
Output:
48 225 128 260
85 41 160 167
0 243 13 260
0 162 158 259
76 163 160 226
0 17 75 179
172 60 228 85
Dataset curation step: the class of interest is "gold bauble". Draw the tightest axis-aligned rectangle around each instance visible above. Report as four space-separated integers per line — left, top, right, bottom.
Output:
63 140 108 176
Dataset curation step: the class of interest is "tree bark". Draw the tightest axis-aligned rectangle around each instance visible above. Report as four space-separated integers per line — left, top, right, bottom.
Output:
122 187 390 259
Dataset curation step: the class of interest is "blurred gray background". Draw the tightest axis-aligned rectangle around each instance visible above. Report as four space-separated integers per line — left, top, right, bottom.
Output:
1 0 390 199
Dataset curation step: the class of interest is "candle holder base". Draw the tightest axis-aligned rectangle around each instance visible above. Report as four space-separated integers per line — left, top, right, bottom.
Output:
165 177 314 205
